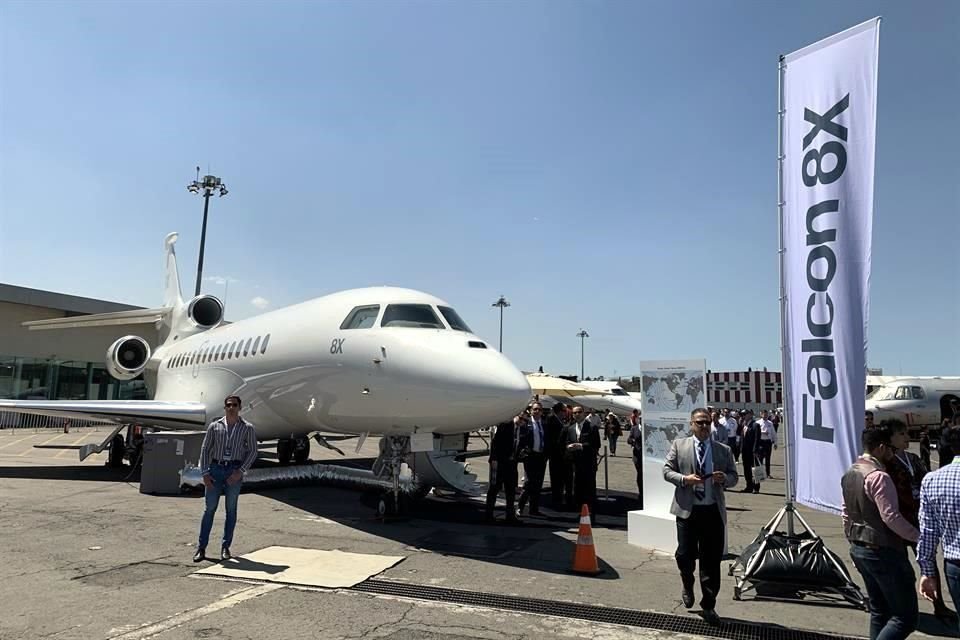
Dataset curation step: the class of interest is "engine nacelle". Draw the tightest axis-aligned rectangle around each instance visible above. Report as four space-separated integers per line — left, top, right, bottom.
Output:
106 335 152 381
186 294 224 329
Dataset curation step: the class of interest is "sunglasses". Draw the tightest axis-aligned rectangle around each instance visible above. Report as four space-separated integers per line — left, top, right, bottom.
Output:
694 419 710 426
225 403 239 408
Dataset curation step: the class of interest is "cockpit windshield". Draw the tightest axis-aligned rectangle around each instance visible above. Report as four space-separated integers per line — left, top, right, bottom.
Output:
438 306 471 332
381 304 445 329
610 388 629 396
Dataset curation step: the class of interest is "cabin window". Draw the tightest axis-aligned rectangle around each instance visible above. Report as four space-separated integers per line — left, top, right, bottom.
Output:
438 306 471 332
235 340 243 359
911 386 925 400
260 334 270 354
243 338 252 357
251 336 261 354
381 304 444 329
228 342 237 359
340 305 380 330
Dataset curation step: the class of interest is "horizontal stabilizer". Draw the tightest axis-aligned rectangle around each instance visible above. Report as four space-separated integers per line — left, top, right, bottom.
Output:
0 399 207 430
23 307 170 331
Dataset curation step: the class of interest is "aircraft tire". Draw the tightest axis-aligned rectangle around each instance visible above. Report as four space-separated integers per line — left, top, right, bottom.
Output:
108 434 125 468
277 439 293 465
293 437 310 464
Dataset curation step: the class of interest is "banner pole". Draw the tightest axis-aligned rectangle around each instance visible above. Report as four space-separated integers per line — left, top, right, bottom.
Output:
776 53 795 536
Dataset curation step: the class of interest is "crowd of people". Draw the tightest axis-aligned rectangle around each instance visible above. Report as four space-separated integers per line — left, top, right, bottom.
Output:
842 412 960 640
486 401 960 634
485 401 604 525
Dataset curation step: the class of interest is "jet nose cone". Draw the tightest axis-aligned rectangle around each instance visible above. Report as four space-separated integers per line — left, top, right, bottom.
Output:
467 355 532 424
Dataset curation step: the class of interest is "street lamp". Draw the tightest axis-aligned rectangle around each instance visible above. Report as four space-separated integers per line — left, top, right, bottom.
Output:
187 167 228 296
491 295 510 352
576 329 589 380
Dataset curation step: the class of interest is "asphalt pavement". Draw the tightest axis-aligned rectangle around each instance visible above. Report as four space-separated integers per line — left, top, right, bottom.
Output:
0 427 955 640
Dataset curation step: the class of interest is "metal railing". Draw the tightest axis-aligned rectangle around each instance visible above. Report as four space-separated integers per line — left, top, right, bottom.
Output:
0 411 111 430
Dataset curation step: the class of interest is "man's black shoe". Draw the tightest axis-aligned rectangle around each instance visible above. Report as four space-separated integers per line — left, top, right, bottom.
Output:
702 609 721 626
529 509 542 516
220 547 232 561
681 588 694 608
193 548 206 563
740 486 753 493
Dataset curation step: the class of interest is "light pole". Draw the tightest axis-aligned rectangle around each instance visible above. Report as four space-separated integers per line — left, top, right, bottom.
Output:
491 295 510 352
576 329 589 380
187 167 228 296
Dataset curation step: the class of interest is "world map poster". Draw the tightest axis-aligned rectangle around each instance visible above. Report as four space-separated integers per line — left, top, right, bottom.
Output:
638 359 707 461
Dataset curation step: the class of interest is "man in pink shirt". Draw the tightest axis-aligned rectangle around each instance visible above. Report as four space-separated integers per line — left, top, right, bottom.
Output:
841 425 919 640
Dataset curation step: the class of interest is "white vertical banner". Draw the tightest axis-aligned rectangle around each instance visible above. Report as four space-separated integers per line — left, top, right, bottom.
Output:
782 18 880 513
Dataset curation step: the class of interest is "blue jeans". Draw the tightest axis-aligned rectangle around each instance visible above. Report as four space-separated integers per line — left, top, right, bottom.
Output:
197 462 242 550
945 561 960 633
849 544 918 640
608 436 619 455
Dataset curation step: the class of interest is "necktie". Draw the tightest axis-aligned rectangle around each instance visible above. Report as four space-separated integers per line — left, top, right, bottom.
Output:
695 440 706 499
536 421 543 451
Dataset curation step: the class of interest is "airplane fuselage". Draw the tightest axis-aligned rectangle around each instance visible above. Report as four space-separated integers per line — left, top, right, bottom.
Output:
150 287 532 439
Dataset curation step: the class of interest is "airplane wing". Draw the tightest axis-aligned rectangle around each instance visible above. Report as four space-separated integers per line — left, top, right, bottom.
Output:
0 399 207 430
22 307 170 331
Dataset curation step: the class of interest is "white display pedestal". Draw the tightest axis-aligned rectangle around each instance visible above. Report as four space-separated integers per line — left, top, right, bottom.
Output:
627 459 678 554
625 457 730 556
627 509 677 554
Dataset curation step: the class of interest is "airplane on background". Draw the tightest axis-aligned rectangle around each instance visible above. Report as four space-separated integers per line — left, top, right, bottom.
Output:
0 233 532 509
866 377 960 436
569 380 644 416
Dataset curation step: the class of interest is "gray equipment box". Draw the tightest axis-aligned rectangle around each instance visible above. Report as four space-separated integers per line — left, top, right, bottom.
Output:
140 431 206 495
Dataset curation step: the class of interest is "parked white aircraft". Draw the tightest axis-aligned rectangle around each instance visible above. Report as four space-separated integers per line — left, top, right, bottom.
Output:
563 380 644 416
0 233 531 501
866 377 960 433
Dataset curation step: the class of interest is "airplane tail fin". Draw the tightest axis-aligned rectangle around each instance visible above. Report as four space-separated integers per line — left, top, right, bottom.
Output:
22 233 220 345
163 232 184 309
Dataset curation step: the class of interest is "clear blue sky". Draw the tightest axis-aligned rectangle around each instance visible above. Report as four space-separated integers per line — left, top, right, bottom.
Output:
1 1 957 378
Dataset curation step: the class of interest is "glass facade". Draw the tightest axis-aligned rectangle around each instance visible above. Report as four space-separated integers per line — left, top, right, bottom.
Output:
0 355 147 401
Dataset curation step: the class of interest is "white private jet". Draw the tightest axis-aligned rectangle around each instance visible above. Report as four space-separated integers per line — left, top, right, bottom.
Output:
558 380 644 416
0 233 532 505
866 377 960 435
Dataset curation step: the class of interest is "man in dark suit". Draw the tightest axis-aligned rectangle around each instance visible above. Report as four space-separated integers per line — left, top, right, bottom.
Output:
485 416 524 524
663 407 739 626
545 402 571 509
564 405 601 524
740 410 761 493
518 402 549 515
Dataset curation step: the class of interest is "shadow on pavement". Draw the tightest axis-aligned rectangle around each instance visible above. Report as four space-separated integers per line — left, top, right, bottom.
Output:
257 479 623 580
0 464 140 482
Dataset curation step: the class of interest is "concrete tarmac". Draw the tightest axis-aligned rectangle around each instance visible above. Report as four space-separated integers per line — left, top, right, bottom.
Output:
0 427 955 640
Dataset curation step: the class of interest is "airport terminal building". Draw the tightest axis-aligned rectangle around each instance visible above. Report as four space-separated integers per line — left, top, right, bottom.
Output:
0 283 159 406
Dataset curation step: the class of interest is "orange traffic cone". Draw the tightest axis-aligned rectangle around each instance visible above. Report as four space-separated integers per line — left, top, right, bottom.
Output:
570 504 601 575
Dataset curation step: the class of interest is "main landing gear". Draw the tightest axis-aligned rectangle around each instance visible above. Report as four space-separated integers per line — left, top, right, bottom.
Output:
276 436 311 465
107 424 145 469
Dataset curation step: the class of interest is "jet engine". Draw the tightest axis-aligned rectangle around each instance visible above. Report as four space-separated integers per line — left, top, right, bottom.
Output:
186 294 224 329
106 335 152 381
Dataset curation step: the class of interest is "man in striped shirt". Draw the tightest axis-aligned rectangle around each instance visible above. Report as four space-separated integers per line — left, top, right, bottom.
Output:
194 395 258 562
918 425 960 631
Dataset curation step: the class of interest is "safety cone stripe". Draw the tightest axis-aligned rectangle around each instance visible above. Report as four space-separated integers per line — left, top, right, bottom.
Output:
579 516 591 525
577 535 593 546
